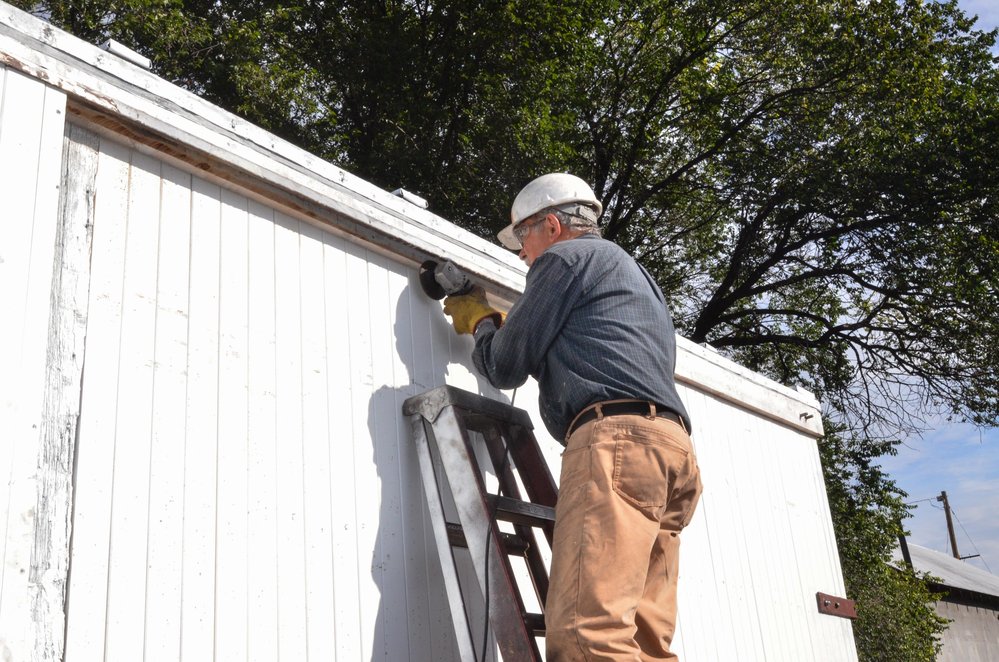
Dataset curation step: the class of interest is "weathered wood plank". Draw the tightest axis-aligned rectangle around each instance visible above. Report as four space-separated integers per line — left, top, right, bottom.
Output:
0 65 67 661
30 120 95 662
0 71 51 660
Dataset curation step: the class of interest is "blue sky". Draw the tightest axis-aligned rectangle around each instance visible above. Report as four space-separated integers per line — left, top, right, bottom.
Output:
879 424 999 574
875 0 998 576
961 0 999 48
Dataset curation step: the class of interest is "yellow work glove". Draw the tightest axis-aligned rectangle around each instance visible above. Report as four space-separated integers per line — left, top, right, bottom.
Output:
442 286 504 335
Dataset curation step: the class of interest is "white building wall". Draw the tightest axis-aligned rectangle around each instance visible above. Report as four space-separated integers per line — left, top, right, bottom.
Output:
59 126 521 661
673 383 857 661
936 601 999 662
54 124 856 662
0 5 856 657
0 65 67 661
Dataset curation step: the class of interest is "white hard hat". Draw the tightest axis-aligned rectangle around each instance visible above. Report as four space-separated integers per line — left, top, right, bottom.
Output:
498 173 603 249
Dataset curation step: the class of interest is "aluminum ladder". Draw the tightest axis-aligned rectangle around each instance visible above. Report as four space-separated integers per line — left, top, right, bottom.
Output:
403 385 558 662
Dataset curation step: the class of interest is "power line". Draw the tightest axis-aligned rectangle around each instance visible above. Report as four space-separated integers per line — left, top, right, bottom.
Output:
950 506 993 573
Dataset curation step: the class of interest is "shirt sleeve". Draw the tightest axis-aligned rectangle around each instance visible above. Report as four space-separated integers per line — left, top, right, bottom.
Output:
472 251 582 389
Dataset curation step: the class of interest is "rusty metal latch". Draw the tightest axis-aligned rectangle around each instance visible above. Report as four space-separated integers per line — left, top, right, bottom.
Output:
816 592 857 619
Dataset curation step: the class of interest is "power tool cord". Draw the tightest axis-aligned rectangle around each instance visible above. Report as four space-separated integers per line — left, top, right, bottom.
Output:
481 385 517 660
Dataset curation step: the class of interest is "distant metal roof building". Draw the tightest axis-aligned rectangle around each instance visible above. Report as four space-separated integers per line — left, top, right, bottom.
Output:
894 542 999 662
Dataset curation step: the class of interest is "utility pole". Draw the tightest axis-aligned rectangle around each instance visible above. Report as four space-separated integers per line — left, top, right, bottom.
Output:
936 491 961 560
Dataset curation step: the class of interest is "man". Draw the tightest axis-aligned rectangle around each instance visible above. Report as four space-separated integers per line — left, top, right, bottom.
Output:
443 173 702 661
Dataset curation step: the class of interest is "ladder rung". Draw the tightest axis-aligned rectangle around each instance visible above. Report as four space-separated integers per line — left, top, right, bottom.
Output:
446 521 531 555
523 612 546 636
489 494 556 527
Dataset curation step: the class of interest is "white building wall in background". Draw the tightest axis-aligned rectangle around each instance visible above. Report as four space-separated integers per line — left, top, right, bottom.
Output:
936 601 999 662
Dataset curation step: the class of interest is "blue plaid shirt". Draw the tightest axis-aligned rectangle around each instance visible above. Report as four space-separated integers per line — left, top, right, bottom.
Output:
473 234 690 440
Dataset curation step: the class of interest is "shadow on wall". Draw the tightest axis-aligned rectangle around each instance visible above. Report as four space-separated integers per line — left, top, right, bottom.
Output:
366 275 510 661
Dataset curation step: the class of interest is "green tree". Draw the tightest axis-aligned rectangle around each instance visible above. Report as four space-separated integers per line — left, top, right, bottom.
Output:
14 0 998 657
821 423 948 660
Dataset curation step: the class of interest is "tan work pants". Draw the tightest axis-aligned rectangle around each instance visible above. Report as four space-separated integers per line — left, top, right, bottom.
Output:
546 413 702 661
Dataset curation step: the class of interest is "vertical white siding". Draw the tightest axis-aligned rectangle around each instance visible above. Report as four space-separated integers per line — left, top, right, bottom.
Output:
56 120 854 660
672 383 858 661
62 128 499 661
246 199 279 662
144 162 191 659
0 66 67 660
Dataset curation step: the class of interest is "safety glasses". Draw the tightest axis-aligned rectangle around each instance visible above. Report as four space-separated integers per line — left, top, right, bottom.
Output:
512 215 547 245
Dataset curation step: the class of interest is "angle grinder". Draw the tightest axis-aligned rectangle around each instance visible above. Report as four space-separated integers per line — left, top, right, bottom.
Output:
419 260 475 300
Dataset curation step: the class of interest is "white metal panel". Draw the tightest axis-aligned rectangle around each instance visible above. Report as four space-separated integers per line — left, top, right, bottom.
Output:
325 231 364 659
0 64 67 661
143 162 192 660
245 199 279 662
272 210 309 660
103 147 160 662
299 219 336 661
179 176 222 660
214 188 250 661
62 128 500 661
671 382 858 661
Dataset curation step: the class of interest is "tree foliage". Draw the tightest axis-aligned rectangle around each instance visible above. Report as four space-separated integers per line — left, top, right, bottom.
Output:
13 0 999 657
820 422 949 659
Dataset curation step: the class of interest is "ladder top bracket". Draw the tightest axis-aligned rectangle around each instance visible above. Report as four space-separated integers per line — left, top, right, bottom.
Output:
403 384 534 429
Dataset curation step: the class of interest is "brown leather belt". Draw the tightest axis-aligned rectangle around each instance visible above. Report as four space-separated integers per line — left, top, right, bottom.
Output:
566 400 683 439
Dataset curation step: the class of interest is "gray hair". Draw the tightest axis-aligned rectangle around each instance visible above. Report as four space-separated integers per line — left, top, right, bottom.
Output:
550 203 602 237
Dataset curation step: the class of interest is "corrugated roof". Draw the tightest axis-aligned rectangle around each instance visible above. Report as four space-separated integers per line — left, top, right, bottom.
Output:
894 542 999 598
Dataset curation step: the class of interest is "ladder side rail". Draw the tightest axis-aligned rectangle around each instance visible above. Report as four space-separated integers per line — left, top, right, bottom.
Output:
434 405 541 662
478 424 552 608
506 424 558 541
408 416 479 661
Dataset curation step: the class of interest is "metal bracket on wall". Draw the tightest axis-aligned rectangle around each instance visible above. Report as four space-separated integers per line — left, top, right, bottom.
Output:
816 592 858 619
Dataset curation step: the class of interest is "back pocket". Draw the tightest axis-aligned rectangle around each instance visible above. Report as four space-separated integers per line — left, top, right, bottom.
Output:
612 433 687 514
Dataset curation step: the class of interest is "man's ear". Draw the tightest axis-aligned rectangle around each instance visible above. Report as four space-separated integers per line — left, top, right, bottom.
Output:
546 213 563 240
